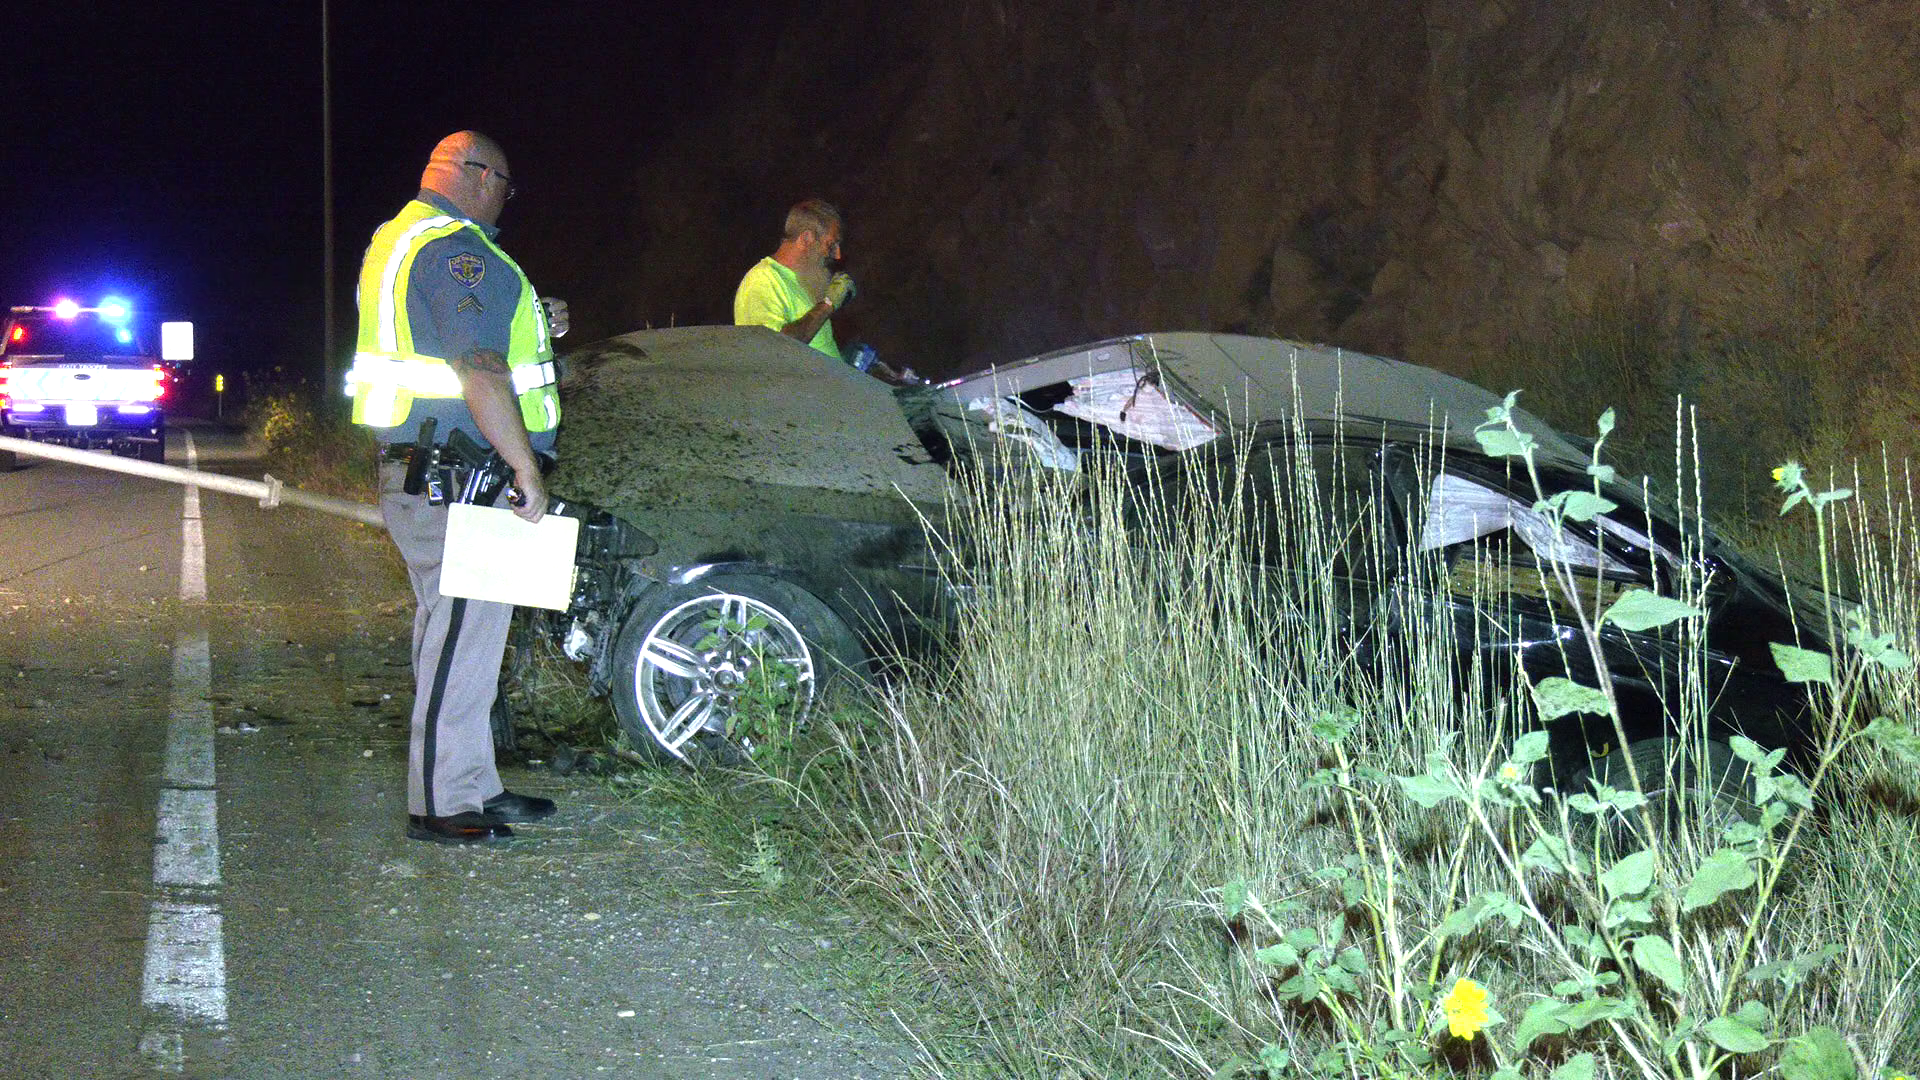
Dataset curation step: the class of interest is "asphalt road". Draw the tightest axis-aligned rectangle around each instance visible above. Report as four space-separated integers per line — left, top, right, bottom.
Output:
0 423 916 1078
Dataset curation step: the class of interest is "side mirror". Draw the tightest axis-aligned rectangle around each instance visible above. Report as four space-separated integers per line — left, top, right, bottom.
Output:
160 321 194 362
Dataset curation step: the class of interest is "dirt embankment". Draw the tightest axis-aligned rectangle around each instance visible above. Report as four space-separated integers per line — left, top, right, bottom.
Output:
593 0 1919 475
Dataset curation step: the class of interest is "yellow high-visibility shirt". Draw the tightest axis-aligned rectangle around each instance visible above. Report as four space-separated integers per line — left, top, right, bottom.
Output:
732 256 841 361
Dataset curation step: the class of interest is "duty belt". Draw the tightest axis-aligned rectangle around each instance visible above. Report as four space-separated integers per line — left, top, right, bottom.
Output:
381 444 471 506
381 429 548 508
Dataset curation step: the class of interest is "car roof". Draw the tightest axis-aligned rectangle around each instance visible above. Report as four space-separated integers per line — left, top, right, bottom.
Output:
931 331 1589 465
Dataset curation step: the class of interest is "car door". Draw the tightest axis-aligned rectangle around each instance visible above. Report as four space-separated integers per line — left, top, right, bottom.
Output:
1389 450 1739 739
1134 431 1394 671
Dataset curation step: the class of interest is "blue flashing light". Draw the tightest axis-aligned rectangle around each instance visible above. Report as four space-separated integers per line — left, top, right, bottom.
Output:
52 298 81 319
116 328 133 344
97 297 131 321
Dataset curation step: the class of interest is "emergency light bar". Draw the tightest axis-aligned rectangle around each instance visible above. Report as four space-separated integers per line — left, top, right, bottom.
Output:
12 297 143 320
6 302 196 362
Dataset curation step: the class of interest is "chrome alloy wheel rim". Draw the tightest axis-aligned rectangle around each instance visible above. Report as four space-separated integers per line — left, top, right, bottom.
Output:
629 592 816 760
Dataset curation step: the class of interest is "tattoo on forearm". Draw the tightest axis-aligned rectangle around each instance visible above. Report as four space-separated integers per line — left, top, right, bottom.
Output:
453 349 510 377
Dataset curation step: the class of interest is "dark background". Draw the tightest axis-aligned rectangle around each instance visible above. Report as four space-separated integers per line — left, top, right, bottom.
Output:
0 3 765 390
6 0 1916 513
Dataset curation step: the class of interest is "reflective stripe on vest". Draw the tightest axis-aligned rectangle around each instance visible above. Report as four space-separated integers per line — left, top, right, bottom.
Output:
512 361 557 395
342 356 553 396
344 351 463 395
346 200 559 432
375 214 463 353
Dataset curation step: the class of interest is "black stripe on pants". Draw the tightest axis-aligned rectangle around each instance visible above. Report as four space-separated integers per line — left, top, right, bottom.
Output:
420 596 468 817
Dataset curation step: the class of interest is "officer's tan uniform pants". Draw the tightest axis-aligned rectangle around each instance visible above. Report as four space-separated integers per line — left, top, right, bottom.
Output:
379 461 510 818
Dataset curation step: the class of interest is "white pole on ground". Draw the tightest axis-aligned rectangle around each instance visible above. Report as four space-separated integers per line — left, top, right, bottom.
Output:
0 433 383 527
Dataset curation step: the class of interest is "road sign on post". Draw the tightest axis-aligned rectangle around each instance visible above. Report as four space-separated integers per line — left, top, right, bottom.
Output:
160 322 194 362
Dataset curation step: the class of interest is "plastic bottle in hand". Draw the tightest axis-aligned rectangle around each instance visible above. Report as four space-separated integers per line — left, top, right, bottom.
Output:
825 273 856 310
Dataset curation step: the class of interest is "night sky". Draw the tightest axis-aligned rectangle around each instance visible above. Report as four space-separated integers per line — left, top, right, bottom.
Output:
1 3 758 383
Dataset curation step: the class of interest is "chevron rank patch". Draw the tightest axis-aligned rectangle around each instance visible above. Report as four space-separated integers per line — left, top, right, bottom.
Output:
448 252 485 287
456 294 484 314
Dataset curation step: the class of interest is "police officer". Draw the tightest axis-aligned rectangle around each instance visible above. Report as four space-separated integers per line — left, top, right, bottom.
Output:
346 131 566 844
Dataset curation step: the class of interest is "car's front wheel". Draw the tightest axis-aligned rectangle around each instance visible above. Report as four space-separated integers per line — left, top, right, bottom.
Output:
608 575 865 765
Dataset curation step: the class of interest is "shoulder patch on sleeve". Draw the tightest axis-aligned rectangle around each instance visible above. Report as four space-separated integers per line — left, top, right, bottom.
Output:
447 252 486 288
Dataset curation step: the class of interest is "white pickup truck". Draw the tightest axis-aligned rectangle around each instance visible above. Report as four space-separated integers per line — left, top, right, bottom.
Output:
1 300 191 465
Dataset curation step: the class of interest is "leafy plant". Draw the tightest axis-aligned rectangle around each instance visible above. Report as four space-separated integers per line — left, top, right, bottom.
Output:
696 609 806 765
731 825 790 893
1209 398 1917 1079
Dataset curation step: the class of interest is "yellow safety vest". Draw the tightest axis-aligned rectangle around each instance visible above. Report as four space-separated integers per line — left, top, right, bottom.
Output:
344 200 560 433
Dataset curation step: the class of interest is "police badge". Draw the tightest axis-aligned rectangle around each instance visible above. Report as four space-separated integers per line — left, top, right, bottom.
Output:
447 252 485 287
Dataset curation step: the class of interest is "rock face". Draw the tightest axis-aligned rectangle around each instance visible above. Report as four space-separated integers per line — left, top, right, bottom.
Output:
593 1 1920 478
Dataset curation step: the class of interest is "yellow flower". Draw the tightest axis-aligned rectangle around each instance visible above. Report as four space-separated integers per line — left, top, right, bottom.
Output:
1772 466 1785 483
1440 977 1491 1040
1498 763 1523 783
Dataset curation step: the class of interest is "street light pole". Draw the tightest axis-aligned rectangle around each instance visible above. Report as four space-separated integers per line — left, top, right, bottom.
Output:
321 0 337 402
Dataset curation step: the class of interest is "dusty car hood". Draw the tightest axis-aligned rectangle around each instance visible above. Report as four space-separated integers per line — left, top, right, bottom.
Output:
549 325 947 544
928 332 1588 463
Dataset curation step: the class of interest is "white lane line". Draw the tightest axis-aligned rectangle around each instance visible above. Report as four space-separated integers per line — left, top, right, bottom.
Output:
141 430 227 1069
180 439 204 603
161 634 214 789
141 903 227 1024
152 790 221 889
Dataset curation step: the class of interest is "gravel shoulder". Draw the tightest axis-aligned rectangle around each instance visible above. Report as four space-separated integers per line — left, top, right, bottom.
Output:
0 430 924 1078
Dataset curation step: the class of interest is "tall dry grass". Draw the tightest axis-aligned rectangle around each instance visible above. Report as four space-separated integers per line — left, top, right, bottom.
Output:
791 413 1920 1077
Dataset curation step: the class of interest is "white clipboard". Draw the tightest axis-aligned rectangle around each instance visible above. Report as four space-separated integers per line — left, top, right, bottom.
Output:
440 503 581 611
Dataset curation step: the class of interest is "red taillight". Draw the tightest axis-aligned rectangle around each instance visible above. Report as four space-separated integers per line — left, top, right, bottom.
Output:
7 325 23 345
147 366 167 402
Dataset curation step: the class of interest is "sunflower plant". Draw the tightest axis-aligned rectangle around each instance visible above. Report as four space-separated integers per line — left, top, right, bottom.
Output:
1215 399 1916 1079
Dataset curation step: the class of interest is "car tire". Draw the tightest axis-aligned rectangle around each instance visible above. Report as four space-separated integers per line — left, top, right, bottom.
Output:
1583 736 1756 851
138 425 166 464
607 575 866 765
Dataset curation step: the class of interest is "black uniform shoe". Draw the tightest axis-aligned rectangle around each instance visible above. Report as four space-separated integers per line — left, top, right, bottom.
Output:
407 812 513 844
482 789 557 822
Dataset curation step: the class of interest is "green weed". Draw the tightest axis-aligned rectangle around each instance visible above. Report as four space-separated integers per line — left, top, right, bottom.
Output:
243 380 379 502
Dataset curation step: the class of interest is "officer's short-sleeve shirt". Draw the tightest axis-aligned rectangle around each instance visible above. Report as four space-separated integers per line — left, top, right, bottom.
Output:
397 194 554 452
733 256 841 360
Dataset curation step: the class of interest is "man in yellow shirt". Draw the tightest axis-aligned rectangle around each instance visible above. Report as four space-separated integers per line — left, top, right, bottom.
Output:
733 199 916 383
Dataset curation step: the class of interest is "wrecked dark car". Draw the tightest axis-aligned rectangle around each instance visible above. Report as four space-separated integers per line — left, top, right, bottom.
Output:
537 326 1826 796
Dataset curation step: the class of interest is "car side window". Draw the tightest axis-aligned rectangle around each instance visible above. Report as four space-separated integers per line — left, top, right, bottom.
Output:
1420 472 1651 616
1243 441 1389 580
